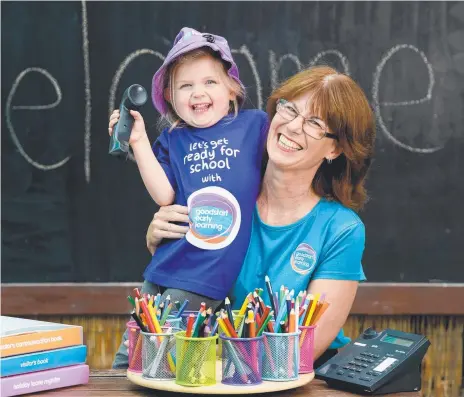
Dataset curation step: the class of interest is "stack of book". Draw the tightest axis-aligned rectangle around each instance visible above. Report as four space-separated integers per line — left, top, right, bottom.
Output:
0 316 89 397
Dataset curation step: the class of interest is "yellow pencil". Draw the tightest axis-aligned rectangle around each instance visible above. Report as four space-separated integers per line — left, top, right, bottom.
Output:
304 292 320 326
235 293 250 329
311 301 330 325
148 302 175 372
300 293 321 349
217 317 232 337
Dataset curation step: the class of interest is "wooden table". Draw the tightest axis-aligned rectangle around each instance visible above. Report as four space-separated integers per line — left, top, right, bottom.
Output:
36 370 421 396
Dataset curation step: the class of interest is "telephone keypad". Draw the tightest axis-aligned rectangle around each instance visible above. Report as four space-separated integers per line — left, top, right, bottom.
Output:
336 354 382 381
360 376 372 382
316 329 430 394
337 348 408 382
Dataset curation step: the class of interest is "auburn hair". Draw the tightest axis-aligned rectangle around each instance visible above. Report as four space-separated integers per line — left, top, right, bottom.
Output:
162 47 245 130
267 66 376 211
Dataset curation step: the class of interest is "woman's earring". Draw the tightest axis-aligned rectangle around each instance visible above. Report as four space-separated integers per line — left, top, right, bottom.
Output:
327 158 332 164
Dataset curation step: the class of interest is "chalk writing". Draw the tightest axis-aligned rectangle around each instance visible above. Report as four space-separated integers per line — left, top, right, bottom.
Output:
4 10 444 183
309 49 350 75
232 46 263 110
5 68 70 170
372 44 441 154
81 0 92 182
269 51 302 90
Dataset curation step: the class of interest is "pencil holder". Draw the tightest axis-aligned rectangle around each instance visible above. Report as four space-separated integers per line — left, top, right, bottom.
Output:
164 316 182 329
262 331 300 381
216 314 245 359
175 331 218 387
141 326 181 380
298 325 316 373
126 320 142 373
220 334 263 386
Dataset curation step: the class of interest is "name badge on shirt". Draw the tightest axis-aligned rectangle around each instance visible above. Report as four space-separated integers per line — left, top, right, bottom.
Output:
186 186 241 250
291 243 317 275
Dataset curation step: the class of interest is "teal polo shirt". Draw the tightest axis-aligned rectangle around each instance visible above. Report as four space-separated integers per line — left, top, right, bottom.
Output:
231 198 366 349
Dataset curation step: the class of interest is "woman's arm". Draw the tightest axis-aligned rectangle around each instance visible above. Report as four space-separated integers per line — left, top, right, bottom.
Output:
306 220 365 359
146 205 189 255
307 278 359 359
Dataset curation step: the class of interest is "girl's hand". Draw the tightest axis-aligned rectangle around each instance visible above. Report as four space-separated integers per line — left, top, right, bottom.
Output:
108 109 120 135
108 109 148 145
146 205 189 255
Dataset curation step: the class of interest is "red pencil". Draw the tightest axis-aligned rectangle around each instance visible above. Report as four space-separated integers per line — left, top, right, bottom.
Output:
185 313 195 337
221 313 238 338
133 288 141 299
139 298 156 333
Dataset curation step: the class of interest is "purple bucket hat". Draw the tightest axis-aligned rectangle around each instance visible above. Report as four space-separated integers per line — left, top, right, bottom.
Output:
152 27 244 116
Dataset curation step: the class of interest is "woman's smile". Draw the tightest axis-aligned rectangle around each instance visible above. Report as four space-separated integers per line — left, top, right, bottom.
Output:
277 133 303 152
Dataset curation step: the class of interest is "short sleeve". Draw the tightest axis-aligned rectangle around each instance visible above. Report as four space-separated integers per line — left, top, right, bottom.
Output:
312 222 367 281
152 129 177 191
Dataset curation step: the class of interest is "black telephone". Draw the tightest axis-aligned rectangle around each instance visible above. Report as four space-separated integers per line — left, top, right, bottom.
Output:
315 328 430 395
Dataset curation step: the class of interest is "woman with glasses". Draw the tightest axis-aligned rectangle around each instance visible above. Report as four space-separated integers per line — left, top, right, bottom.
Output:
145 65 375 367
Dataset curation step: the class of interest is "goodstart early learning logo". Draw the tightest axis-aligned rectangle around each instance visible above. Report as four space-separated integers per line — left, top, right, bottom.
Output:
186 186 241 250
290 243 317 275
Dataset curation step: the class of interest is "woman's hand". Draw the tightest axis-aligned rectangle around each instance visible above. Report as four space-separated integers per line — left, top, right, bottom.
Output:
146 205 189 255
108 109 148 145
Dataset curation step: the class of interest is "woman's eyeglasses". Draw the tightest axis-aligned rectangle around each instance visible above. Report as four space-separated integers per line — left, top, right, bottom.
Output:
276 98 338 141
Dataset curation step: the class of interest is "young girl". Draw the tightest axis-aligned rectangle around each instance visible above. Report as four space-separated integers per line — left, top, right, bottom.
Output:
108 28 268 307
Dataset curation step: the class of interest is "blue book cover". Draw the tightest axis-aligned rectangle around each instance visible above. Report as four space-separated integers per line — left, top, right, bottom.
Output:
0 345 87 377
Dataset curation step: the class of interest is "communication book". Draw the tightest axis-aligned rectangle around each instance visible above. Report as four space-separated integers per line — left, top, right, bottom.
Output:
0 317 83 358
0 364 89 397
0 345 87 377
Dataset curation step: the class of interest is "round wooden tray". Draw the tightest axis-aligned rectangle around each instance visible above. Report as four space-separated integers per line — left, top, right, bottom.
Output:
127 361 314 395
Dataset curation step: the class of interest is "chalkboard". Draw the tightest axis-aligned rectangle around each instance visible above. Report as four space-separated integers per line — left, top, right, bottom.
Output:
2 2 464 283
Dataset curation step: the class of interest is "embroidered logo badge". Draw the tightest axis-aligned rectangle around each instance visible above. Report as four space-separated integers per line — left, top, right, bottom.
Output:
290 243 317 275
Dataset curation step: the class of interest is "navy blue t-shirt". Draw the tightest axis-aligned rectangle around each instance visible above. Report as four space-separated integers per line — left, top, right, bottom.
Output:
143 110 269 300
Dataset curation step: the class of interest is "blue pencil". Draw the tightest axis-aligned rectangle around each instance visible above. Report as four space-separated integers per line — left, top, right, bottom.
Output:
210 318 219 336
173 299 189 319
274 292 289 328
